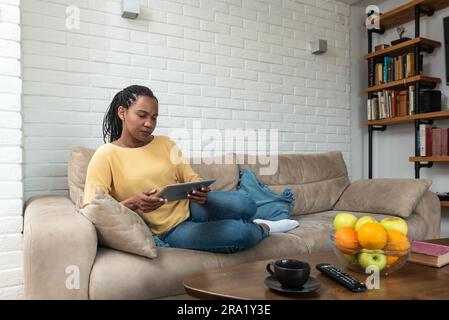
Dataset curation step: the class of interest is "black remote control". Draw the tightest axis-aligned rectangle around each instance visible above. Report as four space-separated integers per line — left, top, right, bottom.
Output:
316 263 367 293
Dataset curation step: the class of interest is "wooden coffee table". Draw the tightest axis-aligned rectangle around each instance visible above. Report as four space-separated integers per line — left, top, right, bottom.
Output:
183 239 449 300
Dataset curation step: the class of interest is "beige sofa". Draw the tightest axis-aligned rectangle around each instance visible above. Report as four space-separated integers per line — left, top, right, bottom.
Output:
23 149 441 299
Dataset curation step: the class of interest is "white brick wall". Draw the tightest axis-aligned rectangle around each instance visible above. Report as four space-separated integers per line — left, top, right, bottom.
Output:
11 0 350 299
0 0 24 299
21 0 352 201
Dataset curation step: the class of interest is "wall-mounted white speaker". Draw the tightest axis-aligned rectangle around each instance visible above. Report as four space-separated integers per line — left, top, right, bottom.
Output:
310 39 327 55
121 0 140 19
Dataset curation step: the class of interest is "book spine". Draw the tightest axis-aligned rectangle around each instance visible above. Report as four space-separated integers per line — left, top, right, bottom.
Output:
375 63 382 85
392 91 397 117
410 85 415 115
410 52 416 76
368 58 374 87
433 128 442 156
426 127 433 157
367 99 371 121
442 128 448 156
388 57 393 82
419 124 427 156
406 54 410 78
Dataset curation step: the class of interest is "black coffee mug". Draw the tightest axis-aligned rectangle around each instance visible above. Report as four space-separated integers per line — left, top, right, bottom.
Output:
266 259 310 288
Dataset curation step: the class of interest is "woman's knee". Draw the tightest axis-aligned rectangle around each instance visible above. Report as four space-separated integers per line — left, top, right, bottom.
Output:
233 193 257 220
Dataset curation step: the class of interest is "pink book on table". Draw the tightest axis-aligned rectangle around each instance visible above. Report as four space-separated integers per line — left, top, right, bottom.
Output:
411 241 449 256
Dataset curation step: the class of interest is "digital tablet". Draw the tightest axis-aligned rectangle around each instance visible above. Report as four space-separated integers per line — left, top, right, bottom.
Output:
156 179 216 202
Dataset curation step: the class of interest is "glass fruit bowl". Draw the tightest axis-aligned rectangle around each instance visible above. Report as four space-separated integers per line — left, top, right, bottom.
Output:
330 231 411 276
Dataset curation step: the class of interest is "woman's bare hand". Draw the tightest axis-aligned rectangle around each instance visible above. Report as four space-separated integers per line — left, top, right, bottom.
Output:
122 189 167 212
187 186 210 204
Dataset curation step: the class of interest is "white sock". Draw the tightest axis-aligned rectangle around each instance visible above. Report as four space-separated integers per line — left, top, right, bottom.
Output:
254 219 299 233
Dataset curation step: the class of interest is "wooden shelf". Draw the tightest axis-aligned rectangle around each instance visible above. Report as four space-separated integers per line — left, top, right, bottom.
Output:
379 0 449 30
441 201 449 207
364 37 441 60
364 0 449 179
409 156 449 162
363 75 440 93
363 110 449 126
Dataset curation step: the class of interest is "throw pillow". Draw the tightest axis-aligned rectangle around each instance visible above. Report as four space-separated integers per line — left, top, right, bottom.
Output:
334 178 432 218
79 187 157 258
237 169 295 221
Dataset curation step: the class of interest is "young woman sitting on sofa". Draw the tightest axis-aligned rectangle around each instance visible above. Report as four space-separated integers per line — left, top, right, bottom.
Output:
82 85 298 253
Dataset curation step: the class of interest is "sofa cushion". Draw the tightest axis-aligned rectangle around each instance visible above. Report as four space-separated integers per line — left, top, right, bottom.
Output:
213 232 309 268
79 187 157 259
239 152 350 215
188 154 239 191
89 247 221 299
68 147 96 209
334 179 432 218
88 233 309 299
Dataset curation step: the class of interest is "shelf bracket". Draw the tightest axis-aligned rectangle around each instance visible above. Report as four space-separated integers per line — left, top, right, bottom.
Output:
419 46 434 54
415 161 434 179
419 162 434 169
372 125 387 132
419 6 435 17
370 28 385 35
368 125 386 179
416 119 434 126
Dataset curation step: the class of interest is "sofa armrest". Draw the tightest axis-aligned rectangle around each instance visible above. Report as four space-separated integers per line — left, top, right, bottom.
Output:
24 195 97 299
408 191 441 240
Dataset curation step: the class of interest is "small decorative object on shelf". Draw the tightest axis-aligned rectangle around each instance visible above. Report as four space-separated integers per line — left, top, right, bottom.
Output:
391 26 411 45
375 44 390 51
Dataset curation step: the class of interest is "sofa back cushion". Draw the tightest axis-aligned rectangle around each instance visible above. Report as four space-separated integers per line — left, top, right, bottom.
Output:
68 147 239 208
68 147 349 216
68 147 96 209
334 179 432 218
238 151 350 216
188 155 239 192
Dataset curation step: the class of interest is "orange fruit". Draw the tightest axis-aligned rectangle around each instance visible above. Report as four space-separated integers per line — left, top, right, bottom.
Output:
386 255 399 266
357 222 387 250
384 230 410 257
334 227 360 254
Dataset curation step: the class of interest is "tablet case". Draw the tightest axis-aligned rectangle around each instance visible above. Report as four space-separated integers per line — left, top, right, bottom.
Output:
156 179 216 202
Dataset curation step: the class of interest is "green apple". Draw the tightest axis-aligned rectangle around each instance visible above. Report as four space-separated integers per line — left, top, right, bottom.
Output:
360 248 384 254
343 253 358 265
333 212 358 230
354 216 377 231
358 251 387 272
380 217 408 236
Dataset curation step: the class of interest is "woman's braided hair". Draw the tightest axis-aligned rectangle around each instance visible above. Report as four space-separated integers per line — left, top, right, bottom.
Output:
102 85 158 143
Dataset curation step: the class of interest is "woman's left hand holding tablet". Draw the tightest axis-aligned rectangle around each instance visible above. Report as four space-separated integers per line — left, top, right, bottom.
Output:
187 186 211 204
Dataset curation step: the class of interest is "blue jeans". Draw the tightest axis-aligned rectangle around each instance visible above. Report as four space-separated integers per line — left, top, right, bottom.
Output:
158 191 269 253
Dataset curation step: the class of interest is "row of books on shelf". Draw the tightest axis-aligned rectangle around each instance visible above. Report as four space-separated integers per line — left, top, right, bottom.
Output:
418 125 449 157
366 87 415 120
369 53 422 86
